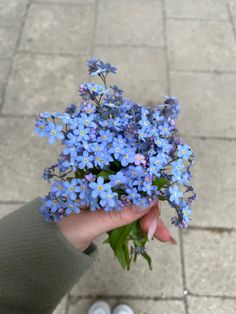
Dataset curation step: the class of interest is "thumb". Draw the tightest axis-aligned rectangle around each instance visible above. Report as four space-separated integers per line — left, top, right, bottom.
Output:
55 200 157 250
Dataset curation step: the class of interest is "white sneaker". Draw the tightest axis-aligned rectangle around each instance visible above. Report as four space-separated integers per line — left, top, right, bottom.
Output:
88 301 111 314
112 304 135 314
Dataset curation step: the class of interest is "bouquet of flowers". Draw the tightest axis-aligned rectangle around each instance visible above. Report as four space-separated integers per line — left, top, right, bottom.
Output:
35 57 196 270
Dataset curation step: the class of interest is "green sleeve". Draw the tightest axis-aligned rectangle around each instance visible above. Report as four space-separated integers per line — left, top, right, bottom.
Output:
0 198 97 314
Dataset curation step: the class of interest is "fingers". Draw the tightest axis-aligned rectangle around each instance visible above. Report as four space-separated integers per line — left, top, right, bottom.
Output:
139 202 177 245
103 199 158 232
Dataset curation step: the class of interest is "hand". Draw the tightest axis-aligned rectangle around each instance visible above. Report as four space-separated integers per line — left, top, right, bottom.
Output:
55 201 176 252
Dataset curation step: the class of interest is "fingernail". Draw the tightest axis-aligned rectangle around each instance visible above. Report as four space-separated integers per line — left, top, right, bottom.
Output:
148 217 158 241
167 236 177 245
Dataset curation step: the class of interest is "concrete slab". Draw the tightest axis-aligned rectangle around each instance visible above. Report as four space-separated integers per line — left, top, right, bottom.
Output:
167 20 236 72
165 0 228 20
188 296 236 314
171 71 236 138
3 53 89 114
96 0 164 47
0 0 29 27
19 3 95 55
94 46 168 105
183 229 236 296
0 117 59 202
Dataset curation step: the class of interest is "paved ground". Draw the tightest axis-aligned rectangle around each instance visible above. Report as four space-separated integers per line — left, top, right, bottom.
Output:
1 0 236 313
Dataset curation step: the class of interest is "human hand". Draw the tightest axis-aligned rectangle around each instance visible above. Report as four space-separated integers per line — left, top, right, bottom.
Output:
55 201 176 252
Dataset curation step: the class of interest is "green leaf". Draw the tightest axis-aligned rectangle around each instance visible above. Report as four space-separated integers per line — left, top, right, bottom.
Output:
75 169 85 179
141 252 153 271
109 222 136 252
153 177 169 189
123 242 131 271
97 169 115 180
115 247 127 269
112 159 122 169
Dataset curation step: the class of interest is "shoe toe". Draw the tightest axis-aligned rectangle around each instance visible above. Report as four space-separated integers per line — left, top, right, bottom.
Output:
112 304 135 314
88 301 111 314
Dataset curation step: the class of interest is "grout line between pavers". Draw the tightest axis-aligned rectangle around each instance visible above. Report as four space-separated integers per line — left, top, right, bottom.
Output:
227 3 236 43
95 43 164 49
0 0 32 114
30 1 94 7
188 225 236 233
166 16 230 23
180 134 236 142
68 294 184 305
171 68 236 75
179 230 189 314
162 0 171 95
0 200 25 205
187 292 236 300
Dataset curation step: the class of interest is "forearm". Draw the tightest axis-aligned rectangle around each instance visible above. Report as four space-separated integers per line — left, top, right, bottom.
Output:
0 198 96 314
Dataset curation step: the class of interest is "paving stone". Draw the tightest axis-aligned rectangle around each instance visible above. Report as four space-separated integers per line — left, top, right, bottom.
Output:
0 59 11 104
70 204 183 298
188 296 236 314
52 296 67 314
67 299 185 314
0 27 19 58
0 203 24 219
167 20 236 72
33 0 95 3
3 53 89 114
19 3 95 55
0 117 59 202
0 0 29 27
184 137 236 229
171 71 236 137
183 229 236 296
229 0 236 20
165 0 228 20
94 46 167 105
96 0 164 47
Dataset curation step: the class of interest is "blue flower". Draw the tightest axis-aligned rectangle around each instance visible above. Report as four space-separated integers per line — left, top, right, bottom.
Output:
45 195 60 213
169 185 183 205
171 159 184 175
109 171 127 186
46 122 64 144
51 179 64 197
182 204 192 223
76 179 89 200
87 57 117 76
149 154 166 172
158 123 172 137
109 139 126 159
177 144 192 160
100 191 118 209
78 113 97 128
34 119 48 138
86 83 109 96
77 151 93 169
97 130 113 144
65 199 81 214
89 176 111 198
120 150 135 167
73 125 89 142
63 179 80 200
126 187 141 201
